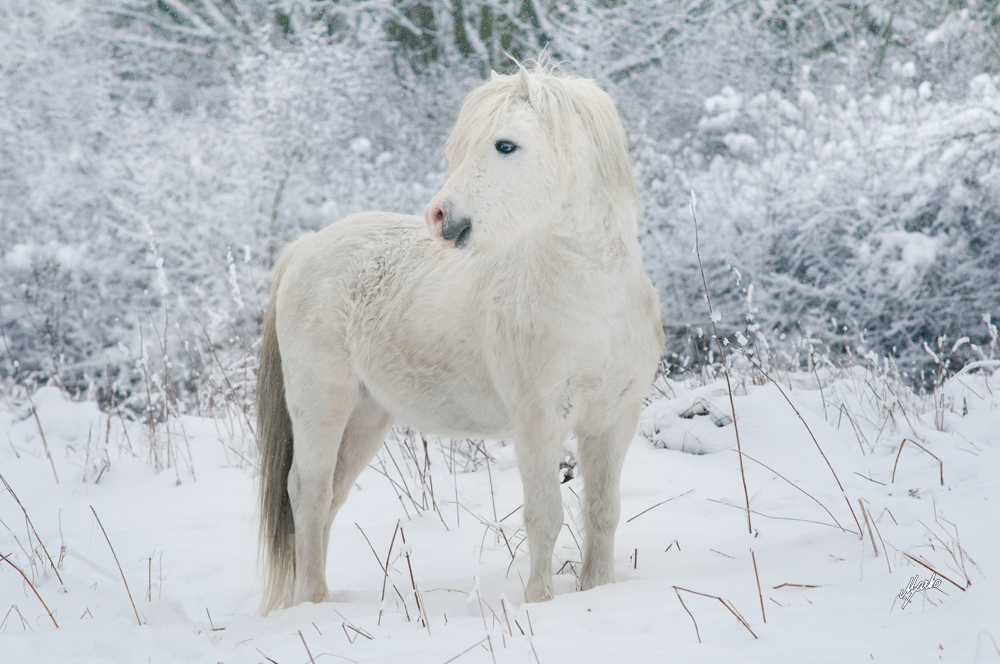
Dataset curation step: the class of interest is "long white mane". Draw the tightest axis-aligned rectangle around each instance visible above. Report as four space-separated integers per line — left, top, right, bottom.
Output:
444 60 640 232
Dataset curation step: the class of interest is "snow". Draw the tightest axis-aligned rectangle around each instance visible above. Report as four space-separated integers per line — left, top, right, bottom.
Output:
3 365 999 662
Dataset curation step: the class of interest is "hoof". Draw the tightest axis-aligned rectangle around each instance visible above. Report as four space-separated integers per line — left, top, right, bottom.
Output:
525 582 554 603
292 585 329 607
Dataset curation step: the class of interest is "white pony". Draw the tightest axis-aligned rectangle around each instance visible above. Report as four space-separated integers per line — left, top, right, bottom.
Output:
256 61 664 614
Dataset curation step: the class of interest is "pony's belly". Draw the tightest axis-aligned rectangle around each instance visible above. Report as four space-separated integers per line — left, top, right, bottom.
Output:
361 371 512 439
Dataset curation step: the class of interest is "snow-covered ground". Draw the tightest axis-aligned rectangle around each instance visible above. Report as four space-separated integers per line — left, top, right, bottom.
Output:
2 363 999 663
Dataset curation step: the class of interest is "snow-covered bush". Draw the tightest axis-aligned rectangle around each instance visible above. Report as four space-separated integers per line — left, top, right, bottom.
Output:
637 71 1000 376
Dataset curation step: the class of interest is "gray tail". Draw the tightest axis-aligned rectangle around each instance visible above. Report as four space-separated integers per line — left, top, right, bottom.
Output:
256 249 297 614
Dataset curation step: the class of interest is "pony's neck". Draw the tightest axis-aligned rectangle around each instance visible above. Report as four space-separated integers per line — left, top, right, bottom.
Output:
550 194 640 270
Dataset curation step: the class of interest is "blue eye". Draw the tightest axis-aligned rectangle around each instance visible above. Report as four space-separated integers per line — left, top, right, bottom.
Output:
495 140 518 155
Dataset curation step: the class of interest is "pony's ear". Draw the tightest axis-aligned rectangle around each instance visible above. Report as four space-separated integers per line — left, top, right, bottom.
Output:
490 70 500 81
519 65 535 107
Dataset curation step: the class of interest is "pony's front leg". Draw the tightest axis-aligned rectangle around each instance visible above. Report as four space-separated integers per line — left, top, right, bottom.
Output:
515 412 566 603
576 402 640 591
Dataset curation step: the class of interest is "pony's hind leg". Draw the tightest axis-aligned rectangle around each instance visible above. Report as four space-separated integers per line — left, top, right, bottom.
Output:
576 402 641 592
321 389 394 563
284 364 359 606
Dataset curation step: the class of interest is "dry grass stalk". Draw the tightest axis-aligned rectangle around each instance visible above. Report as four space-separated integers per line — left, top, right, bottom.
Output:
399 527 427 631
443 637 490 664
388 428 448 529
626 489 693 523
732 346 863 536
90 506 142 625
708 498 850 532
0 473 63 585
331 610 373 644
136 311 158 465
690 191 752 534
932 505 976 572
891 438 944 486
673 585 758 642
901 553 967 592
379 521 400 625
673 587 701 643
298 629 316 664
751 549 765 624
858 499 879 557
0 319 58 483
835 403 870 455
772 583 819 589
205 608 224 631
483 451 514 558
500 597 513 635
735 451 847 532
189 311 255 435
487 634 497 664
341 622 372 643
0 553 58 628
392 584 411 621
369 456 416 519
255 647 280 664
866 506 892 573
2 604 33 632
358 522 409 627
808 351 829 421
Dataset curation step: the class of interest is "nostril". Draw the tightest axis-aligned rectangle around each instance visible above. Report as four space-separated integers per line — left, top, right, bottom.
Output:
433 206 445 225
441 215 472 247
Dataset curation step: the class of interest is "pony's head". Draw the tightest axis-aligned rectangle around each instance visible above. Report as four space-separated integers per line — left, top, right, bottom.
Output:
424 61 639 256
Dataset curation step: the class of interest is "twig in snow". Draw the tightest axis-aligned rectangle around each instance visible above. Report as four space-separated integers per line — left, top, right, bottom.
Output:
90 506 142 625
0 309 58 483
255 647 279 664
400 527 427 631
858 499 878 557
356 523 387 575
751 549 765 624
484 449 515 559
891 438 944 486
187 309 255 436
205 607 224 631
0 473 63 585
734 451 847 532
708 498 855 533
443 637 489 663
901 553 967 592
865 502 891 573
673 585 758 642
730 344 863 536
626 489 693 522
673 587 700 643
0 553 58 627
298 629 316 664
378 520 400 625
487 634 497 664
690 191 752 534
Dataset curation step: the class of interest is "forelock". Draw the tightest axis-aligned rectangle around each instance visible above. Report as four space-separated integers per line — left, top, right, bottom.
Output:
443 60 639 209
